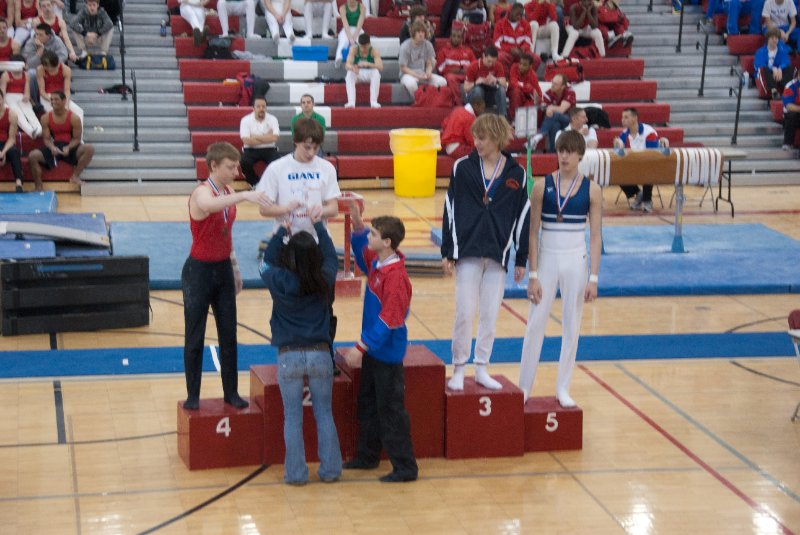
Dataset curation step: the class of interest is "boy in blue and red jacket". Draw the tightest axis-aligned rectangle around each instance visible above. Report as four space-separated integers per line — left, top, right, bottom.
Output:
341 202 418 483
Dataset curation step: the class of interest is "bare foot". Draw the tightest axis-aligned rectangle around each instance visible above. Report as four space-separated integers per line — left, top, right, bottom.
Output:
69 176 85 185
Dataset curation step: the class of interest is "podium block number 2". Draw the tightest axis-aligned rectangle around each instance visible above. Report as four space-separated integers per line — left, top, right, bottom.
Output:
216 417 231 438
479 396 492 417
545 412 558 432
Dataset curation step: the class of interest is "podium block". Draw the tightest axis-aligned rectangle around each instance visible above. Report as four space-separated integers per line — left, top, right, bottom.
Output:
177 398 263 470
523 396 583 452
249 365 354 465
335 344 446 458
445 376 524 459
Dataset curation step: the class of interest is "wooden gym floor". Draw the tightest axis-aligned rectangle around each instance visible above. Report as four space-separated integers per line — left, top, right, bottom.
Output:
0 185 799 534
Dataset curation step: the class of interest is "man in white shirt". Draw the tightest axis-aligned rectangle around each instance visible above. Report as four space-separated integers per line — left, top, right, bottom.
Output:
555 107 598 148
240 96 280 187
762 0 800 48
217 0 260 39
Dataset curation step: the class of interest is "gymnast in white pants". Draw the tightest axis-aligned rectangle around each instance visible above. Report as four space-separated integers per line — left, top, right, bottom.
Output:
264 0 295 42
519 129 602 407
344 33 383 108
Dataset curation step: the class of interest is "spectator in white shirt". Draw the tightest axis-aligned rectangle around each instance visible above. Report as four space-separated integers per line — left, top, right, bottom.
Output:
240 96 281 187
762 0 800 49
555 107 598 148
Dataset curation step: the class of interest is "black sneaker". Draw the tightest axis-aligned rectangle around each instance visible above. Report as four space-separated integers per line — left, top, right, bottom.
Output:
15 184 23 193
183 397 200 410
224 393 249 409
343 458 379 470
379 471 417 483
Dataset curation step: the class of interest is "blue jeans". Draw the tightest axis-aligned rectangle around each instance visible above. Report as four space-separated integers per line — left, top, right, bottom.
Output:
726 0 764 35
277 349 342 484
468 84 507 119
540 112 570 152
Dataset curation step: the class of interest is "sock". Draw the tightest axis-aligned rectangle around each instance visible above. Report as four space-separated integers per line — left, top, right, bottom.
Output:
447 366 465 391
224 393 249 409
556 389 576 408
183 397 199 410
475 365 502 390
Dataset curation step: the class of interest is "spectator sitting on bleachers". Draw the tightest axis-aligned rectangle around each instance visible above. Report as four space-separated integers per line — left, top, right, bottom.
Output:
555 106 598 148
507 52 541 121
265 0 296 43
755 27 792 99
37 50 83 124
762 0 800 49
563 0 605 58
529 72 574 152
457 0 487 23
436 23 476 105
22 23 67 70
493 3 538 74
68 0 114 59
441 93 485 159
0 55 41 138
240 96 281 187
291 94 326 136
780 67 800 149
464 45 508 117
0 19 20 61
525 0 562 61
29 91 94 189
707 0 765 38
399 20 447 97
0 89 26 193
38 0 77 62
217 0 260 39
178 0 209 48
490 0 512 24
304 0 335 38
345 32 383 108
335 0 365 69
598 0 632 48
13 0 38 45
613 107 659 212
399 5 436 44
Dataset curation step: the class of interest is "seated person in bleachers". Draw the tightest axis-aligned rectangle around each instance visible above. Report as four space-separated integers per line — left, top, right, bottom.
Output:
290 94 326 136
464 45 508 118
29 91 94 189
529 72 575 151
780 68 800 149
457 0 487 23
265 0 296 43
345 32 383 108
598 0 632 48
22 23 68 70
68 0 114 59
335 0 365 69
240 96 281 187
507 52 541 121
493 3 539 74
436 23 476 105
38 0 78 62
217 0 260 39
762 0 800 49
399 20 447 97
613 107 659 212
555 106 597 148
0 3 11 35
525 0 562 61
755 27 793 99
0 55 42 138
400 5 436 44
708 0 765 37
13 0 39 45
441 93 485 159
304 0 335 38
37 50 83 124
0 18 20 61
490 0 512 24
563 0 605 58
0 89 26 192
178 0 209 48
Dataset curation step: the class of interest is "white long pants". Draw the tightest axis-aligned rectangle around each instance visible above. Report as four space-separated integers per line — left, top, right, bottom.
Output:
265 1 294 39
335 27 362 64
345 68 380 106
530 20 560 58
304 0 333 37
180 4 206 30
519 245 587 399
451 257 507 367
5 93 42 138
562 25 605 57
400 72 446 98
217 0 257 37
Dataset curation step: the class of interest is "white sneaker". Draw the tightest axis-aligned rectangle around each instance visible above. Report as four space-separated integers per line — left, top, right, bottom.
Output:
289 34 296 43
370 102 381 108
334 57 342 69
447 366 465 391
527 133 543 150
344 102 355 109
248 34 262 40
551 53 561 62
630 191 644 211
556 390 576 408
642 200 653 213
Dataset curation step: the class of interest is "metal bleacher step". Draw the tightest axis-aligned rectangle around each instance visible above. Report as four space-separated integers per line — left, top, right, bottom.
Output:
87 102 187 116
84 116 188 129
84 128 190 144
90 142 193 154
81 181 197 196
81 168 197 181
72 78 183 93
679 122 783 137
90 154 196 168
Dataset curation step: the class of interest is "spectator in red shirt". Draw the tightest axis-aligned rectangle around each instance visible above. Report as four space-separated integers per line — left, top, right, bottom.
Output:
436 24 476 105
563 0 606 58
441 93 486 159
507 52 541 121
525 0 562 61
493 3 538 74
530 73 575 152
464 45 508 118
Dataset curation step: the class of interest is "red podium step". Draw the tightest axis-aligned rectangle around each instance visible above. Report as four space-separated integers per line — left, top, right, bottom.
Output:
445 376 525 459
249 364 354 465
523 396 583 452
177 398 263 470
335 344 446 458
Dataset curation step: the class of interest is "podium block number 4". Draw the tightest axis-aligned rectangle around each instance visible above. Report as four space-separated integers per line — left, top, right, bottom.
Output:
545 412 558 432
216 417 231 438
479 396 492 417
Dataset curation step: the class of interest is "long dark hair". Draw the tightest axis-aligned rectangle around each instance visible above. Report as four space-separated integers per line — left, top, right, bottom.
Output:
279 231 329 298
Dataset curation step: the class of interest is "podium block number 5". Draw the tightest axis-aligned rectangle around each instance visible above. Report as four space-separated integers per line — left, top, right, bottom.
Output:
478 396 492 417
216 417 231 438
545 412 558 432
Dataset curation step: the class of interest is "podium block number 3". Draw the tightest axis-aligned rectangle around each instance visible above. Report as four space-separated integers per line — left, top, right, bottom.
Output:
545 412 558 432
216 417 231 438
478 396 492 417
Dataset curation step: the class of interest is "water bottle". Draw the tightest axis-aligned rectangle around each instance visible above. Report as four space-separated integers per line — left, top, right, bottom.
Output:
160 19 167 37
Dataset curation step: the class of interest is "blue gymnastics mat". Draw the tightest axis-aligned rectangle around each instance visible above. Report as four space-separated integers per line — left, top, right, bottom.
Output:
0 191 57 214
0 212 110 258
431 224 800 296
110 221 275 289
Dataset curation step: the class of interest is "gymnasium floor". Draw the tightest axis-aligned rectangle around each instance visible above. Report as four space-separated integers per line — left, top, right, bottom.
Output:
1 185 799 534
